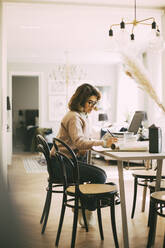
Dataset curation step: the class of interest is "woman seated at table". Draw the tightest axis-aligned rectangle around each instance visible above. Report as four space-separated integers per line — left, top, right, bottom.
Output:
50 83 117 225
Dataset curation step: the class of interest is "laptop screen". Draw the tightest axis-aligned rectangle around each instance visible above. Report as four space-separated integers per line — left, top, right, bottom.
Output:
128 111 146 134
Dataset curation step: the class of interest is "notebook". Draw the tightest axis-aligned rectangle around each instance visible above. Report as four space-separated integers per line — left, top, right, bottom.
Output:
93 141 148 152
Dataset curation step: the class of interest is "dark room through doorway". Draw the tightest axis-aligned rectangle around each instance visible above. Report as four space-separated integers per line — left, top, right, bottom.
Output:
12 75 39 153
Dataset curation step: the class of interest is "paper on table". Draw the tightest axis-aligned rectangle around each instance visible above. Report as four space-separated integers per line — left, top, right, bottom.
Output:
92 141 149 152
92 146 112 152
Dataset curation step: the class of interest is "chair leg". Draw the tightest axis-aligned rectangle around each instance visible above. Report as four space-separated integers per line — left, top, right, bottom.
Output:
147 198 152 227
110 196 119 248
40 190 49 224
131 177 138 218
97 202 104 240
79 198 88 232
55 194 66 247
71 197 79 248
81 208 88 232
41 190 52 234
160 203 163 214
148 188 154 227
147 200 157 248
141 181 147 212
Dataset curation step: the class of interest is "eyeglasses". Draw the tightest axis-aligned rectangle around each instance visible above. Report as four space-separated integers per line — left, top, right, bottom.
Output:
87 100 98 107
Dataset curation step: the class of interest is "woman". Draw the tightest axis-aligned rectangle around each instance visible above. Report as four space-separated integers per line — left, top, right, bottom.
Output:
50 83 117 223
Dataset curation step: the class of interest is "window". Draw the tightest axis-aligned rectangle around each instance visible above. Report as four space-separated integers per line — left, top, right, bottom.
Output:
116 67 138 123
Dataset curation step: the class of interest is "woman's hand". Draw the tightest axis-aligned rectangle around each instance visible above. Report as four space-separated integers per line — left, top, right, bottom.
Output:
50 146 55 157
105 137 118 148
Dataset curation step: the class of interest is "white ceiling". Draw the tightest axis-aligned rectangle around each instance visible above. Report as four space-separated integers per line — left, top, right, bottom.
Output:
4 0 165 64
4 0 165 8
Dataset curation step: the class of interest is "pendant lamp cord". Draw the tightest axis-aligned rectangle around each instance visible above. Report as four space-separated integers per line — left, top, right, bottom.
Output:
134 0 136 20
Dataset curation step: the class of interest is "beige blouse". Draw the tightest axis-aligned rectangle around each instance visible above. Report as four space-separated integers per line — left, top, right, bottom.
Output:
51 110 104 157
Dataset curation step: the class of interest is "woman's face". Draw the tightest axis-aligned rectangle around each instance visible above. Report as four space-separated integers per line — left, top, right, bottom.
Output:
84 95 98 114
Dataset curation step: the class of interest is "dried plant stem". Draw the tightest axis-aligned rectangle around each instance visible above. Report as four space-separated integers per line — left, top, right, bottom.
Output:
122 53 165 113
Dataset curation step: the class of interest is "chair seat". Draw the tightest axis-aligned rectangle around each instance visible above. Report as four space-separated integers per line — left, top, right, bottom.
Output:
131 170 165 219
132 170 165 179
151 191 165 203
67 184 117 195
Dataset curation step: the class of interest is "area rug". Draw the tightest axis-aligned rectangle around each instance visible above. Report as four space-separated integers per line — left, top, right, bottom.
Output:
23 156 47 173
23 156 132 179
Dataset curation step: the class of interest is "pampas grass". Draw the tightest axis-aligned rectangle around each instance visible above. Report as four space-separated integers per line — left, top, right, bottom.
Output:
122 53 165 113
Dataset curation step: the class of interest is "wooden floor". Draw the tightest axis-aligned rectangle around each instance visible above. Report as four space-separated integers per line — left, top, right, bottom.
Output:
7 153 165 248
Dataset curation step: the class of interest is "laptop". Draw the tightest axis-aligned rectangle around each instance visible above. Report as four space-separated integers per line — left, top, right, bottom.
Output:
111 111 146 136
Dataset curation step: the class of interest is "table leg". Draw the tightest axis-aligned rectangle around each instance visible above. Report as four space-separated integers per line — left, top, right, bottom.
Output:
141 180 147 212
148 159 163 246
145 159 150 170
155 159 163 191
117 160 129 248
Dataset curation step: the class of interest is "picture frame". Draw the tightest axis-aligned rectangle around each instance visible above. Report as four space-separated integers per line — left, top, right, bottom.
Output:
49 95 67 121
48 80 66 95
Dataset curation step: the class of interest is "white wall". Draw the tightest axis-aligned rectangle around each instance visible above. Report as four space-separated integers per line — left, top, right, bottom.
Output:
0 2 8 186
161 12 165 109
8 62 119 134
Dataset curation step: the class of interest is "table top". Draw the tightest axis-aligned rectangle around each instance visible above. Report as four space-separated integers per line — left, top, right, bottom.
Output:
101 151 165 160
92 146 165 160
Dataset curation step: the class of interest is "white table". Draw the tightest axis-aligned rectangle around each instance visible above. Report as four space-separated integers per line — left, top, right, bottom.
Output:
92 149 165 248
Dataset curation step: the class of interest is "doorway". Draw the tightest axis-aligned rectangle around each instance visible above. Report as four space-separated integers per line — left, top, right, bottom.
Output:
12 76 39 153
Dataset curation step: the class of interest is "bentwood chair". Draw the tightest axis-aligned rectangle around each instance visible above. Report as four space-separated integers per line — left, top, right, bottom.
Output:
36 134 65 234
146 191 165 248
148 180 165 227
53 137 119 248
131 170 165 219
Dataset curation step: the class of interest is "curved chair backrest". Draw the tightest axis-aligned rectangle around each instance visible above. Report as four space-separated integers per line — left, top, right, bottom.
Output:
53 137 79 184
36 134 50 157
36 135 52 176
37 143 54 177
55 151 75 186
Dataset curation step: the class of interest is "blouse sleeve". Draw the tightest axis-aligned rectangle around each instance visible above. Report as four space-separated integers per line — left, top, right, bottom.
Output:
67 113 103 150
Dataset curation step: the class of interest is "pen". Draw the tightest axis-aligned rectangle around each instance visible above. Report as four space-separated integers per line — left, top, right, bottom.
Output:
107 129 118 149
107 129 116 137
106 129 118 149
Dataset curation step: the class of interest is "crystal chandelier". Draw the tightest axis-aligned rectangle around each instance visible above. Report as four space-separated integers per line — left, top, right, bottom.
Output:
109 0 160 41
48 64 86 84
49 51 86 83
48 51 87 101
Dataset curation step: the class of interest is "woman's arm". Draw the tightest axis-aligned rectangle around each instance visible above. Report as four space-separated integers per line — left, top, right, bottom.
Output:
67 114 117 149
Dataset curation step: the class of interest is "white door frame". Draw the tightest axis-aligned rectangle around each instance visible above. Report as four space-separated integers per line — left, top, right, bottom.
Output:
8 71 43 157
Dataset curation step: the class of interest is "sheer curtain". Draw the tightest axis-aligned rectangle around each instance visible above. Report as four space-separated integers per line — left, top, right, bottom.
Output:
116 65 139 124
116 50 163 127
143 52 163 125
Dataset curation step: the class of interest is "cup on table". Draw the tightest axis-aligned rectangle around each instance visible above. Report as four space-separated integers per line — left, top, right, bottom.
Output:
124 132 135 143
